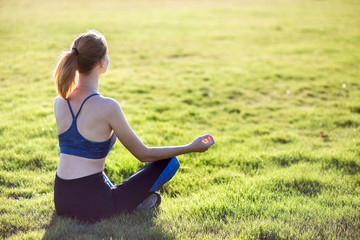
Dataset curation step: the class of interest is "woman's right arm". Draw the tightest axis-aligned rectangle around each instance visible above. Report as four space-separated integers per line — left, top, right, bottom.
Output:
104 98 215 162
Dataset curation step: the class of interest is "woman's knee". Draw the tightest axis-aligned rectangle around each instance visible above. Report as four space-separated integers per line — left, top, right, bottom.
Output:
149 157 180 192
169 157 180 173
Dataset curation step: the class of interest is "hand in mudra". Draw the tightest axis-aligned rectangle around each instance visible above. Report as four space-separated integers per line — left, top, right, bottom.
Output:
190 134 215 152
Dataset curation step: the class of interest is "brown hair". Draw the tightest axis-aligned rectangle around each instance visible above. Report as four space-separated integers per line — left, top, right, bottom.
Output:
53 30 108 99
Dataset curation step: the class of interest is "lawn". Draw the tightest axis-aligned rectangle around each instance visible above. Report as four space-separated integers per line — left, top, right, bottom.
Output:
0 0 359 239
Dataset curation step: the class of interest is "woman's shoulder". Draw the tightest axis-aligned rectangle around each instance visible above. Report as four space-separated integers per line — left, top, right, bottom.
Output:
97 95 120 107
54 95 64 103
54 95 66 111
96 95 122 114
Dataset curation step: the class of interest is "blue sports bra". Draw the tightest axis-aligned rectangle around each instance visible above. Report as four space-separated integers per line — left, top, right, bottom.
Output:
58 93 117 159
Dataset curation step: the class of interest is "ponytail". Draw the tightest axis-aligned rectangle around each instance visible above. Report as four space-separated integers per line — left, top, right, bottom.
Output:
54 30 108 99
54 51 78 99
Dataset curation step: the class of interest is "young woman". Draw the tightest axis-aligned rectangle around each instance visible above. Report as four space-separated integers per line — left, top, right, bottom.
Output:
53 30 215 222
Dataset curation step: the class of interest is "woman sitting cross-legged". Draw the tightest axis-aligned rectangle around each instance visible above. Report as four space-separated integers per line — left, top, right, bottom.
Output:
53 30 215 222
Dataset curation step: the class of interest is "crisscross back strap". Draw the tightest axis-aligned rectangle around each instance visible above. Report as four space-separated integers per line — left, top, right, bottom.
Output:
75 93 100 119
67 101 75 119
66 93 100 120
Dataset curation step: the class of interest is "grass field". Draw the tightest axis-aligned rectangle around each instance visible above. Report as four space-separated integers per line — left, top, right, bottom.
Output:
1 0 360 239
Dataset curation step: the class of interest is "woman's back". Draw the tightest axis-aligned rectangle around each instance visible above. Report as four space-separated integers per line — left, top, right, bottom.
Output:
54 90 116 179
55 91 114 142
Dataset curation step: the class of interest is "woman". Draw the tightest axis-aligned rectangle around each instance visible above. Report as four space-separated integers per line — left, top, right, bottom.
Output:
53 30 215 222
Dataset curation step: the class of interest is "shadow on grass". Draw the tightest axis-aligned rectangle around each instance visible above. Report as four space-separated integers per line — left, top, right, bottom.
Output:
42 210 173 240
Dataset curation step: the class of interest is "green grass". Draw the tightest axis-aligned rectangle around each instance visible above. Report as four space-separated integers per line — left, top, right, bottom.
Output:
1 0 360 239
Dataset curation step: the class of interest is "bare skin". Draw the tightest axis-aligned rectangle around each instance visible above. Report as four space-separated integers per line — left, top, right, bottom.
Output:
54 52 215 180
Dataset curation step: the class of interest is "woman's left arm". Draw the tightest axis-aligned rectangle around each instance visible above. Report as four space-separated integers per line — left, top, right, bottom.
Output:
104 98 214 162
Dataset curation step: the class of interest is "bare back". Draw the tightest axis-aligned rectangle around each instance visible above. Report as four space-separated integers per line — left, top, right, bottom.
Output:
54 91 115 179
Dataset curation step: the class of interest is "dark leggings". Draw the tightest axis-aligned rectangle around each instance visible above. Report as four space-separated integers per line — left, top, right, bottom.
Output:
54 157 180 222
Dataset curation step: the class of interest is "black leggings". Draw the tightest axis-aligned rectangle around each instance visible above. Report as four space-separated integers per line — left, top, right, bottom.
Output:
54 157 180 222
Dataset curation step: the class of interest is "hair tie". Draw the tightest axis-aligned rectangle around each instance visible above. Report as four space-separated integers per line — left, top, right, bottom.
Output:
72 47 79 56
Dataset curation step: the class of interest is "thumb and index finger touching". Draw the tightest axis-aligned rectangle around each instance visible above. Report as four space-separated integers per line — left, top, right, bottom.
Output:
201 133 215 145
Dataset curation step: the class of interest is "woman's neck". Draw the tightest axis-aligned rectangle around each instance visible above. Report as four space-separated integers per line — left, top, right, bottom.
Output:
77 70 100 93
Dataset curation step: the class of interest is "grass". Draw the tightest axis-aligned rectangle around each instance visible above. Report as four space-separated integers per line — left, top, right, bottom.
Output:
1 0 360 239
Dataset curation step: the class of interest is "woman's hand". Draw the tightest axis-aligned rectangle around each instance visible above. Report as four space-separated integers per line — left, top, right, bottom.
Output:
189 134 215 152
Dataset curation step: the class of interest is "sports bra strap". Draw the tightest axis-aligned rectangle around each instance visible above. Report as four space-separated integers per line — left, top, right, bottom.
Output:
75 93 100 119
67 101 75 119
67 93 100 120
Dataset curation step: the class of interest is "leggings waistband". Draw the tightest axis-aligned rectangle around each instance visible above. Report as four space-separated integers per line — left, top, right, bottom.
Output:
55 171 103 184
